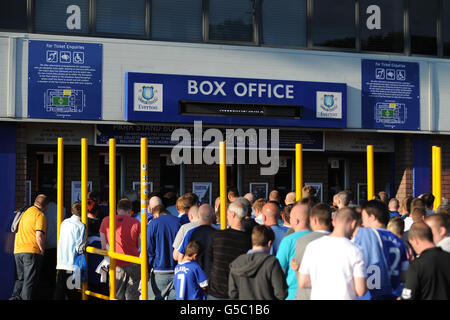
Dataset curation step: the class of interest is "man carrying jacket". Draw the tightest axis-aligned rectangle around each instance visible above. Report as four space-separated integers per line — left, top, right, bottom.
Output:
228 225 288 300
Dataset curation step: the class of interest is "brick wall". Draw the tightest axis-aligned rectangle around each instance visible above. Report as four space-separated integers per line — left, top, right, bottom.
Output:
15 124 27 209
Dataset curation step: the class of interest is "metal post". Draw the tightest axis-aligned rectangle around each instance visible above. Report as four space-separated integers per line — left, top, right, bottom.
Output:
219 142 227 230
295 144 303 201
81 138 88 300
140 138 148 300
57 138 64 250
367 145 375 201
435 146 442 210
432 145 436 198
109 138 117 300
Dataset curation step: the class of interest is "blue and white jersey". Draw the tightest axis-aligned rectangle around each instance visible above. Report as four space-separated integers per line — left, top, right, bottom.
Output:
174 261 208 300
353 227 408 299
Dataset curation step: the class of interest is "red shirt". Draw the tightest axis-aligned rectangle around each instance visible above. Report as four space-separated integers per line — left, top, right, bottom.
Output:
100 215 140 267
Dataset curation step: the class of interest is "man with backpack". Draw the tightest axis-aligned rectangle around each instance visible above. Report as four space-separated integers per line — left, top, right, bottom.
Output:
10 194 49 300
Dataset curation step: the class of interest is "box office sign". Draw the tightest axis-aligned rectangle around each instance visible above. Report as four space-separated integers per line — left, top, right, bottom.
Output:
125 72 347 128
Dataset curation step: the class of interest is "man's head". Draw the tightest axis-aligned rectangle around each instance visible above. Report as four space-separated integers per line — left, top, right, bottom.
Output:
184 192 199 207
285 192 296 206
175 195 193 214
148 196 163 213
378 191 389 206
198 204 215 225
361 200 390 228
251 225 275 251
289 204 310 232
117 198 132 215
227 187 239 203
185 240 202 261
252 198 267 217
151 204 167 219
261 202 280 226
408 222 435 254
425 214 449 245
163 191 177 207
302 185 316 199
71 201 82 217
281 204 293 226
387 217 404 238
335 191 350 209
188 204 200 222
268 190 280 203
214 196 221 212
332 207 359 239
388 198 400 212
227 200 246 229
411 207 427 223
436 205 450 215
410 198 425 216
420 193 435 210
244 193 254 204
34 194 49 211
401 196 413 214
235 197 252 218
310 203 332 231
297 196 320 209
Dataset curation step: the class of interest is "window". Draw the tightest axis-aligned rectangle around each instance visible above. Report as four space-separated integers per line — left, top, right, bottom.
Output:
359 0 404 53
261 0 307 47
151 0 202 41
34 0 90 34
409 0 438 55
208 0 254 42
311 0 356 48
444 0 450 56
95 0 146 36
0 0 27 30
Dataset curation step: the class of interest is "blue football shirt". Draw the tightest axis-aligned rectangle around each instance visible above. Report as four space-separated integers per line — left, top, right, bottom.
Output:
174 261 208 300
353 227 408 299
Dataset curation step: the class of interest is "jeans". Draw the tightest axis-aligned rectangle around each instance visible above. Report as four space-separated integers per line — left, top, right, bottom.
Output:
115 264 141 300
11 253 43 300
148 272 175 300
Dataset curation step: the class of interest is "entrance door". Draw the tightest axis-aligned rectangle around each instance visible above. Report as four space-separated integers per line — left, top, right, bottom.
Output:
99 153 122 204
35 152 57 198
274 157 292 203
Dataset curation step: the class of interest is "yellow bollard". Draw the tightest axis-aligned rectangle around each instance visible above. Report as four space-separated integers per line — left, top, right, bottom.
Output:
435 147 442 210
367 145 374 201
219 142 227 230
140 138 148 300
81 138 88 300
109 138 117 300
295 144 303 201
432 146 436 198
57 138 64 251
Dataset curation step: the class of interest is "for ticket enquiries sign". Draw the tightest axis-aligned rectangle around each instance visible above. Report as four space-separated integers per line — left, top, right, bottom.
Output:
125 72 347 128
361 59 420 130
28 40 102 120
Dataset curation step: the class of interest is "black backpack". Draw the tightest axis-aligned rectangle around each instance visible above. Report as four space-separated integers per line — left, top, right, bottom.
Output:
10 206 31 233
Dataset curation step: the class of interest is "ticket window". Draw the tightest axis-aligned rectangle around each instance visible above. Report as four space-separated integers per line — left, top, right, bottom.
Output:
35 152 57 198
99 153 122 204
327 159 347 203
161 155 180 194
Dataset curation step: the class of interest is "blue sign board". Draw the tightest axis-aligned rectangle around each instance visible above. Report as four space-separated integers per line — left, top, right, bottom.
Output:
95 124 324 151
28 40 102 120
125 72 347 128
362 59 420 130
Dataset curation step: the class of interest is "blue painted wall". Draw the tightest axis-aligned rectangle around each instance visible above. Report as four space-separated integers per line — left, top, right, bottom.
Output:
0 123 16 299
413 135 431 197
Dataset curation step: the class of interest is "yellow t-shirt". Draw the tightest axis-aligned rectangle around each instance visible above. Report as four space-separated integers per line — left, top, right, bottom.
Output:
14 206 47 254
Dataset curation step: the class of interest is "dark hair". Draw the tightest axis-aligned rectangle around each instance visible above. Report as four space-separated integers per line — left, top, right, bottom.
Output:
117 198 132 212
227 187 239 199
251 225 275 247
378 191 389 205
387 217 404 236
281 204 294 224
310 203 332 227
421 193 435 208
163 191 177 207
362 200 390 226
185 240 202 257
72 201 82 217
297 196 320 208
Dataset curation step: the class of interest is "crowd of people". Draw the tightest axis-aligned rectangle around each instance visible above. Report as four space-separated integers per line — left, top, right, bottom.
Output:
9 186 450 300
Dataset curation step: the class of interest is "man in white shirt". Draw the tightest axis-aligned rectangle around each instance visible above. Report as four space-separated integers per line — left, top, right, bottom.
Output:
425 214 450 253
298 207 367 300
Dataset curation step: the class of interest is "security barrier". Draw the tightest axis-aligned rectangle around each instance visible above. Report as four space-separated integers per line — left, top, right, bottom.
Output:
295 144 303 201
433 145 442 210
367 145 374 201
57 137 149 300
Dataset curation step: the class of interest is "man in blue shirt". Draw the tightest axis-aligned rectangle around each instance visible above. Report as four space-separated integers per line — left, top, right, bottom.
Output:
147 207 181 300
174 240 208 300
388 198 401 218
276 203 311 300
353 200 409 300
262 202 287 256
